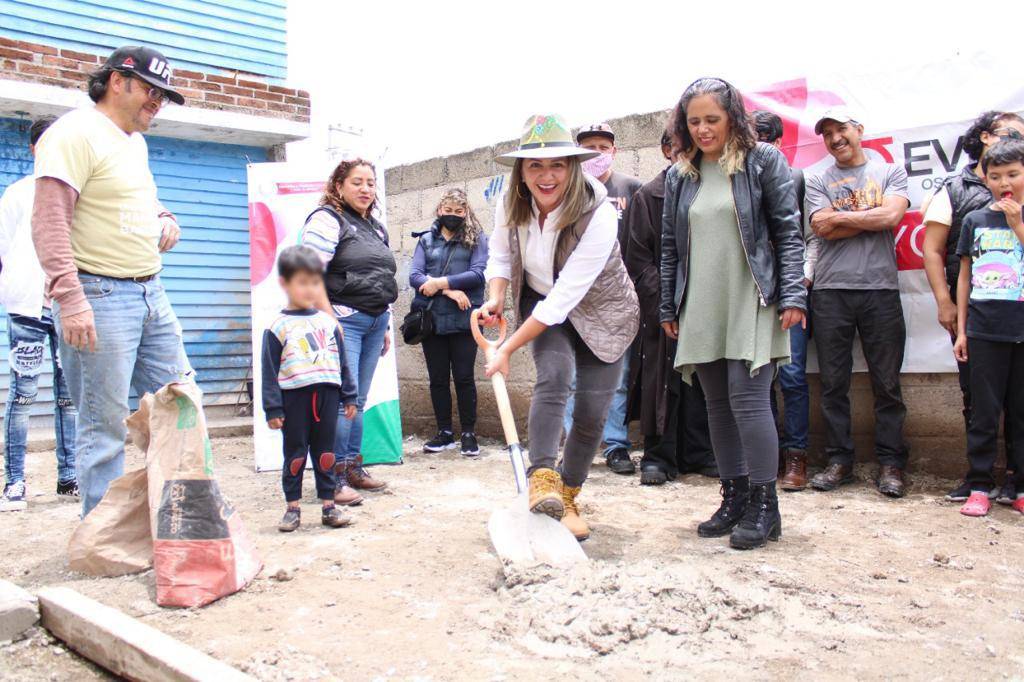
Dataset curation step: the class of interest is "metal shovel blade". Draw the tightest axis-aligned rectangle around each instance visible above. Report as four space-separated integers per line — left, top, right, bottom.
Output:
488 494 587 566
486 443 586 566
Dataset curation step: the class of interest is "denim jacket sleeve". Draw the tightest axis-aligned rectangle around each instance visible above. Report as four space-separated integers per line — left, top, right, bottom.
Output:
659 166 681 323
756 145 807 312
409 238 428 290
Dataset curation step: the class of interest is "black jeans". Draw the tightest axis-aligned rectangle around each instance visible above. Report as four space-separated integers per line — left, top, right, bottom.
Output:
640 370 713 476
421 331 478 433
965 338 1024 491
281 384 340 502
812 289 908 469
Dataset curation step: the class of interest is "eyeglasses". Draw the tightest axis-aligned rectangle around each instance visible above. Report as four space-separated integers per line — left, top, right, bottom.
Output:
117 71 170 106
993 128 1024 140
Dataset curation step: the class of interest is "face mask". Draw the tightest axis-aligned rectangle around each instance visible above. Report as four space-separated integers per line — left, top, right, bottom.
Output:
438 214 465 231
582 152 614 178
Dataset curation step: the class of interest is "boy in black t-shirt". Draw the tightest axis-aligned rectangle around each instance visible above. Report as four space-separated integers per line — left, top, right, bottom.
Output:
954 138 1024 517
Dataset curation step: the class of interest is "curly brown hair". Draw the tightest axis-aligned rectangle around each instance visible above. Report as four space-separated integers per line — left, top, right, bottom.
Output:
671 77 756 178
435 188 483 249
320 158 378 216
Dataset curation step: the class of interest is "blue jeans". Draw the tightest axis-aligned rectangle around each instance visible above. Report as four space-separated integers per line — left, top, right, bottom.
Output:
563 351 631 455
55 275 192 516
4 311 77 485
334 310 390 461
776 320 809 450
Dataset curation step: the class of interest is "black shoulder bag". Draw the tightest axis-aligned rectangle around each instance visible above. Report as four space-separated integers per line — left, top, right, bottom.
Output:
401 242 457 345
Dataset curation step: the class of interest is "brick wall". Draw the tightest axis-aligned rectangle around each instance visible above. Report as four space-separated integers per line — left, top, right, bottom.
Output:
0 37 309 123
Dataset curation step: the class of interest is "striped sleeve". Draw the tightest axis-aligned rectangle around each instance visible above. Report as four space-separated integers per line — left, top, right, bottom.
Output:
300 210 341 267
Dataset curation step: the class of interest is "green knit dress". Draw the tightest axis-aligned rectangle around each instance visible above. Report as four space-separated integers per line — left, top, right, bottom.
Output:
674 159 791 383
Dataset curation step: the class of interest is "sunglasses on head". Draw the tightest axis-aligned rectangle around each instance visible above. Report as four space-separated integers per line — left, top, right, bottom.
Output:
116 70 170 106
993 127 1024 140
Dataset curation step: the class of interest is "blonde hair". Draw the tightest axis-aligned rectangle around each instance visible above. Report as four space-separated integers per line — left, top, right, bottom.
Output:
504 157 595 231
434 188 483 249
676 137 749 179
670 77 756 179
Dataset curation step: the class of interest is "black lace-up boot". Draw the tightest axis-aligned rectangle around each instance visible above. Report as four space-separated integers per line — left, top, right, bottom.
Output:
697 477 749 538
729 480 782 549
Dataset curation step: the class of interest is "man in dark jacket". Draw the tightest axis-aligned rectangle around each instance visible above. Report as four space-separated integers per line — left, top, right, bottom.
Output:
752 111 813 491
624 131 715 484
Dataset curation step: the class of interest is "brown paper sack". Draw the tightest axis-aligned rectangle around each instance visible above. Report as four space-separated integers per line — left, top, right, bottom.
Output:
67 467 153 576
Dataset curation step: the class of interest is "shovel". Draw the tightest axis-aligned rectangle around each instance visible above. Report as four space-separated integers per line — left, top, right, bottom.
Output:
470 309 587 566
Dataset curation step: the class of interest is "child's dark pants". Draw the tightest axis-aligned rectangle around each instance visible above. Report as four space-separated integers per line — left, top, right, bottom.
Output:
281 384 340 502
966 338 1024 491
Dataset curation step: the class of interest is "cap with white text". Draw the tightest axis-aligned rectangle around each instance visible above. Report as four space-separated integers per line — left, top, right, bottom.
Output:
102 46 184 105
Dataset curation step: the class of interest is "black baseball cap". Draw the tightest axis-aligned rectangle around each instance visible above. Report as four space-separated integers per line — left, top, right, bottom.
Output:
102 46 184 105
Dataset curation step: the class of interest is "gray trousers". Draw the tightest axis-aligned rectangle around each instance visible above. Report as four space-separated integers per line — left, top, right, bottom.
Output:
528 322 623 487
694 359 778 484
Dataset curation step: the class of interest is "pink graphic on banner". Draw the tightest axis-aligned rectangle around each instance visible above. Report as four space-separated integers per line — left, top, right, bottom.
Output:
249 201 278 285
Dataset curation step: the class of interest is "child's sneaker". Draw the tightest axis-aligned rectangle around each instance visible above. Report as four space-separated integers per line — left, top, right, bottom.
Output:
1013 497 1024 514
321 505 352 528
0 481 27 512
278 507 301 532
461 432 480 457
960 491 992 517
424 430 456 452
56 479 80 498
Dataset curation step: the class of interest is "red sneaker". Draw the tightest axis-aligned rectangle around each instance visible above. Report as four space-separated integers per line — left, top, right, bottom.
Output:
960 491 992 517
1012 497 1024 515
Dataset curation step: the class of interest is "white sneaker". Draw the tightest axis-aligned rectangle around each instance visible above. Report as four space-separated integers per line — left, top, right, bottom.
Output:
0 481 28 511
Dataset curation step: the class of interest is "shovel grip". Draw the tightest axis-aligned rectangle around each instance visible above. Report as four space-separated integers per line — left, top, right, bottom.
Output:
470 309 519 448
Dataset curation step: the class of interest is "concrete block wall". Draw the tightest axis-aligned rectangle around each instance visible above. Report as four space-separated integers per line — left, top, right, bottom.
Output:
385 110 974 478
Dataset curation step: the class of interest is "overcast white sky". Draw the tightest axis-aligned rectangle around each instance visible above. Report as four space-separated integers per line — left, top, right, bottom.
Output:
285 1 1024 168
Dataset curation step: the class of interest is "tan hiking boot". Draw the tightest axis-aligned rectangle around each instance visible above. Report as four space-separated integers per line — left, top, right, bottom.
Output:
333 461 365 506
346 455 388 492
528 468 564 519
560 484 590 541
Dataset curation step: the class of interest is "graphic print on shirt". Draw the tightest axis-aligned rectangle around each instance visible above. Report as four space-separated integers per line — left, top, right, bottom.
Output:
827 175 883 211
607 196 628 221
970 227 1024 301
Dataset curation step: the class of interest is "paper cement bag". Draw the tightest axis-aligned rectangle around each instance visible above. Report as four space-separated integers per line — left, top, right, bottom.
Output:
137 382 262 608
67 467 152 576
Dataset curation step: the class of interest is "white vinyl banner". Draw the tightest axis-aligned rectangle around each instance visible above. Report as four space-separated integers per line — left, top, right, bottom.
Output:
247 161 403 471
743 53 1024 372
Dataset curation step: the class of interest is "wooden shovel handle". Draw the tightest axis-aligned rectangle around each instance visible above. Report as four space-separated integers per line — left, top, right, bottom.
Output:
469 309 518 447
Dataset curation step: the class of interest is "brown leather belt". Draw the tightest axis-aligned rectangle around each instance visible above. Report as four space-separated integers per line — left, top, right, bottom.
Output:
78 269 159 283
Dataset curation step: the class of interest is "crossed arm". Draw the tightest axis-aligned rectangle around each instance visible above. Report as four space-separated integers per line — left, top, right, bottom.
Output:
810 195 909 240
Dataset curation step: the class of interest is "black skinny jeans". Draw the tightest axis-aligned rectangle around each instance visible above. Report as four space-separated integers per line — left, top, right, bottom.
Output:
421 331 478 433
965 337 1024 491
812 289 909 469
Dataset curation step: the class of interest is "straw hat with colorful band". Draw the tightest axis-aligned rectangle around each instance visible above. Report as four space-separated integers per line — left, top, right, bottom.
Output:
495 114 600 167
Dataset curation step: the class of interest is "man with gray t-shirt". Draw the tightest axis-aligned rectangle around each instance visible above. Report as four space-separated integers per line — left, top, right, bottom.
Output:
804 108 911 499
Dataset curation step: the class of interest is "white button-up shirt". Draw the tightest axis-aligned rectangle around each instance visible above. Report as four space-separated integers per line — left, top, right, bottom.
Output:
484 177 618 326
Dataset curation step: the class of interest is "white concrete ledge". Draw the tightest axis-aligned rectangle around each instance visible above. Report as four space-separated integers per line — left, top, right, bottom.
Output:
0 79 309 147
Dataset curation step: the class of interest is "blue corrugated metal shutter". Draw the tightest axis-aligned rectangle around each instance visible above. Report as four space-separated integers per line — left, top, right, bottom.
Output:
0 116 265 427
0 0 288 80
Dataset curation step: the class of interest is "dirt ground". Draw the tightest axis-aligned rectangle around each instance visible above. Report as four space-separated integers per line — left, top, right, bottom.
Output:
2 434 1024 681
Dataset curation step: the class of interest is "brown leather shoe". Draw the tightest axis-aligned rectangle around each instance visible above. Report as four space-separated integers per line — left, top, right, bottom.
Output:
877 465 907 498
779 449 808 491
345 455 387 492
333 484 363 506
809 462 854 491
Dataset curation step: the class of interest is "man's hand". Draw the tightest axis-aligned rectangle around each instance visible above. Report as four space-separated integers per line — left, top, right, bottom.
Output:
158 215 181 253
61 307 97 351
419 277 444 297
953 334 968 363
780 308 807 331
661 321 679 340
443 289 471 310
344 404 357 420
267 417 284 430
937 298 958 336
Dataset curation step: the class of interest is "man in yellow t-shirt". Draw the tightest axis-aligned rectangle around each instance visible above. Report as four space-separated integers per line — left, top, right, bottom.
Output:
32 46 192 516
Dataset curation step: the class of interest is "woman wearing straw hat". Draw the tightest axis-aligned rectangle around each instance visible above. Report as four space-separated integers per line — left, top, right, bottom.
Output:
480 114 640 541
660 78 806 550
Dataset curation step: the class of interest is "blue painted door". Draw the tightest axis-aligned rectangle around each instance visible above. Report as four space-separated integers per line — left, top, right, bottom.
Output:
0 116 264 429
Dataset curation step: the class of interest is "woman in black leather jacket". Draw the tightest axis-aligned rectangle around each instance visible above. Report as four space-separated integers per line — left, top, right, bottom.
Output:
659 77 806 550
